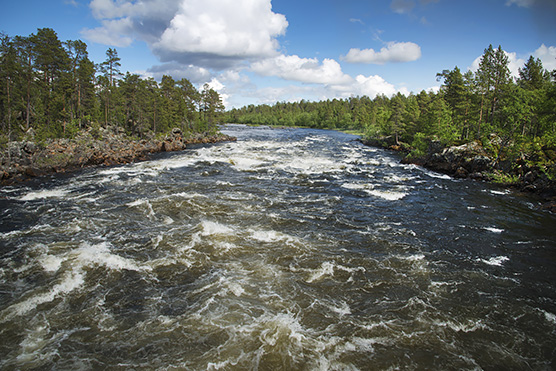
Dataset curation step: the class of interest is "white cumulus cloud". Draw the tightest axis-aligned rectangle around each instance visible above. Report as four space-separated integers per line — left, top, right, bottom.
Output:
534 44 556 71
327 75 399 99
81 17 134 47
154 0 287 62
342 41 422 64
82 0 288 70
251 55 353 85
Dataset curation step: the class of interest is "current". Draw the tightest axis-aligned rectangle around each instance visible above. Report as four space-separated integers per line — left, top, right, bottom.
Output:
1 124 555 369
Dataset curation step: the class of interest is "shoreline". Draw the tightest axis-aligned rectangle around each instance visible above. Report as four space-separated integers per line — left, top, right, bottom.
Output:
359 136 556 212
0 127 236 186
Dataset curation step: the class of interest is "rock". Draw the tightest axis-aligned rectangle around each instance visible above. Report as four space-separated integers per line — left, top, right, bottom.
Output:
1 130 236 185
420 141 493 178
468 155 491 173
24 167 43 177
8 142 22 159
23 141 37 154
455 167 469 178
524 171 536 184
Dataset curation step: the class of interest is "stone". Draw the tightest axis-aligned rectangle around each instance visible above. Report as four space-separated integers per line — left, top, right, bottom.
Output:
455 167 469 178
524 171 536 184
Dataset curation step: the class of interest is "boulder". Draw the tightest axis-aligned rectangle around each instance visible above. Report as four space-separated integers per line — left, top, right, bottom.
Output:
423 141 493 176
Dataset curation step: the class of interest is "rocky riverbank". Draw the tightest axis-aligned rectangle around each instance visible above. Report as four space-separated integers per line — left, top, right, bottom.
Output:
0 127 236 184
360 136 556 211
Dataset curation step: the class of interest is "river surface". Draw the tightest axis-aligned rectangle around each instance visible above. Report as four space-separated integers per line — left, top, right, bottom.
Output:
1 125 555 370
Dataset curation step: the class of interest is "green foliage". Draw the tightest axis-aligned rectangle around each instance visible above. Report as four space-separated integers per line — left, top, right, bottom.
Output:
64 119 81 139
487 171 520 185
409 132 429 159
0 29 224 143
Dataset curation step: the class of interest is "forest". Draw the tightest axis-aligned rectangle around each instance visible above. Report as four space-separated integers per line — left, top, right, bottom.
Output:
227 45 556 181
0 28 225 144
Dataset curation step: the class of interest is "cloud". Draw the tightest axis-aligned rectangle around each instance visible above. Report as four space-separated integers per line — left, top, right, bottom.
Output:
81 18 134 47
505 0 535 7
252 57 405 101
153 0 287 67
533 44 556 71
390 0 416 14
342 41 422 64
82 0 288 70
144 63 211 83
242 75 403 106
251 55 352 85
331 75 398 98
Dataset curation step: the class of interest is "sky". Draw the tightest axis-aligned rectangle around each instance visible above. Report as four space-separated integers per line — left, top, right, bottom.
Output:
1 0 555 108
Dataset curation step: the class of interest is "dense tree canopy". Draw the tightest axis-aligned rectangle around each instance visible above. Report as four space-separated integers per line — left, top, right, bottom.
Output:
0 28 225 143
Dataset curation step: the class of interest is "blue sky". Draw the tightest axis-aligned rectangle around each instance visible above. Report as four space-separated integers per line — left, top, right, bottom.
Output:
1 0 555 108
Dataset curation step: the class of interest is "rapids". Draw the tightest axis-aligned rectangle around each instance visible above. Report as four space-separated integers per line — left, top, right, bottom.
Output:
0 124 555 369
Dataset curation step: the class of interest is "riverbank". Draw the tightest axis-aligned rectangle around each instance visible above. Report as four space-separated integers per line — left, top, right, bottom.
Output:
360 136 556 212
0 127 236 185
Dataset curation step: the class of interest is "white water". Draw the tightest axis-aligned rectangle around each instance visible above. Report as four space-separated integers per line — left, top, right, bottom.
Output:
0 125 555 369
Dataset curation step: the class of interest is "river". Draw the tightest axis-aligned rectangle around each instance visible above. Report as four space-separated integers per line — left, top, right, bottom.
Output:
1 124 555 370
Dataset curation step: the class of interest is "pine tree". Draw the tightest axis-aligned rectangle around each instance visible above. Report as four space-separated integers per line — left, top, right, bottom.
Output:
519 56 548 91
99 48 121 125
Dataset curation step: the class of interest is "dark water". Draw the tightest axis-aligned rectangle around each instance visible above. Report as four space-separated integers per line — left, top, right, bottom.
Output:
1 124 555 370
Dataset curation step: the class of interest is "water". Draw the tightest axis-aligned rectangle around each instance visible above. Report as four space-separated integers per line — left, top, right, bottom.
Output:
1 124 555 370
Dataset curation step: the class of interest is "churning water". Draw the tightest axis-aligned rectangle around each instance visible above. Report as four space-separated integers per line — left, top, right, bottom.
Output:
1 125 555 370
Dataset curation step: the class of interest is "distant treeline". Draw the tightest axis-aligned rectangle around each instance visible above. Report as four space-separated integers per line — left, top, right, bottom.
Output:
0 28 225 143
227 45 556 168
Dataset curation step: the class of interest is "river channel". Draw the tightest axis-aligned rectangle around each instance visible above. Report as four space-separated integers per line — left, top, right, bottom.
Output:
1 124 555 369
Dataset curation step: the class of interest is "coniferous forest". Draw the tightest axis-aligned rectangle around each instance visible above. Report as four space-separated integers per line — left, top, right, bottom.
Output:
227 45 556 184
0 28 225 143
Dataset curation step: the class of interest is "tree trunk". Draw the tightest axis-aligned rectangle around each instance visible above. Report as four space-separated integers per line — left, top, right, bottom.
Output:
477 94 484 138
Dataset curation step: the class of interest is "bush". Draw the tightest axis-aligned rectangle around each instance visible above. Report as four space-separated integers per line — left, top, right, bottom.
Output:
409 132 429 158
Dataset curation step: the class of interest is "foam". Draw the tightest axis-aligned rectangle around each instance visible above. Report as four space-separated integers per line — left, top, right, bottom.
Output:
342 183 366 191
1 241 151 322
306 261 363 283
249 229 299 245
342 183 408 200
229 157 267 171
541 310 556 325
3 270 85 319
201 221 234 236
19 188 69 201
483 227 504 234
280 156 345 175
366 189 407 201
488 189 510 195
72 242 149 272
402 253 426 262
307 262 336 283
433 319 487 333
328 300 351 316
40 255 64 272
411 165 453 180
126 199 155 218
479 256 509 266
